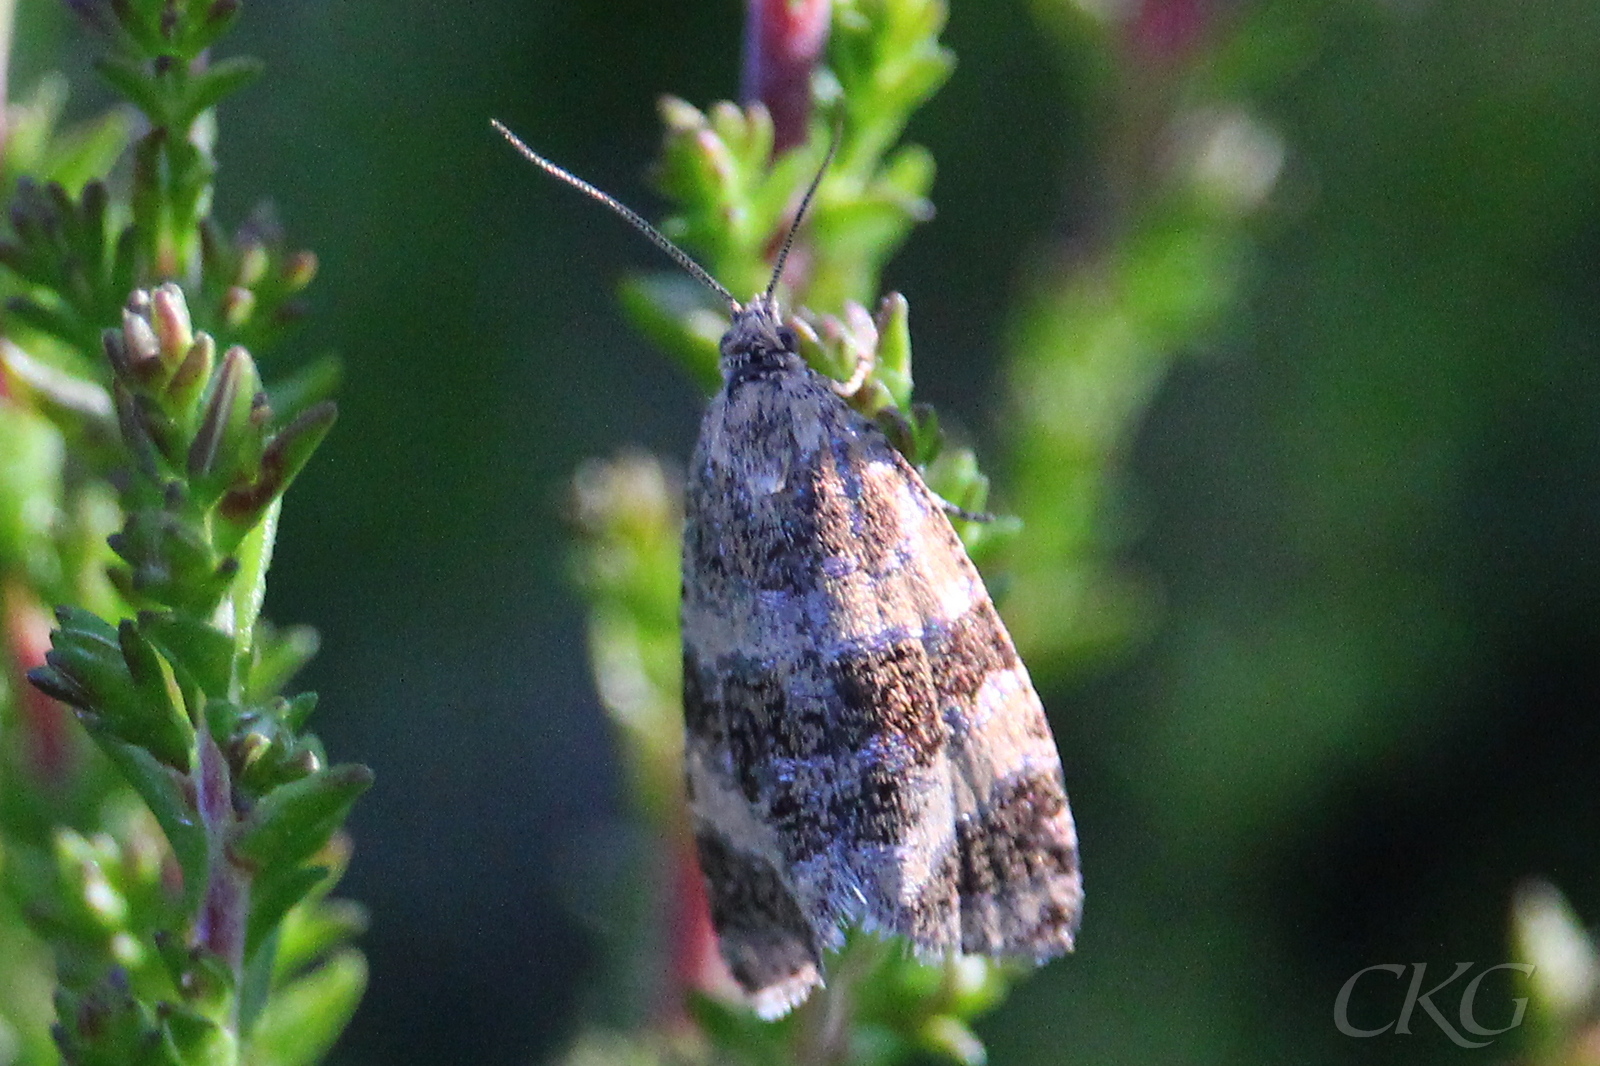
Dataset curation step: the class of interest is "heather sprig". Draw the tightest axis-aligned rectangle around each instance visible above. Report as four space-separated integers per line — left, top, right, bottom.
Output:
0 2 367 1063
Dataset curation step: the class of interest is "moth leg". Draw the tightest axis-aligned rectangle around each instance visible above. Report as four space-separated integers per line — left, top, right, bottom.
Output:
934 496 998 524
830 343 874 398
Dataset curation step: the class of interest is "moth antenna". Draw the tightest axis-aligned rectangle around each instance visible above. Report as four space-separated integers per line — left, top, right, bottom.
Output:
491 119 737 310
765 119 844 302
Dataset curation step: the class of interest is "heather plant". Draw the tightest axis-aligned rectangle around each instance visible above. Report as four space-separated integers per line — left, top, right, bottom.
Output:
0 2 368 1062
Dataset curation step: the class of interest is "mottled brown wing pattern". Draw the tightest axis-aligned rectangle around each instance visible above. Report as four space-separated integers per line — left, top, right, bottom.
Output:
682 357 1081 1018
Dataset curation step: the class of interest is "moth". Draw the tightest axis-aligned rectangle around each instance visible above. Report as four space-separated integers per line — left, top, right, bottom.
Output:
494 119 1082 1019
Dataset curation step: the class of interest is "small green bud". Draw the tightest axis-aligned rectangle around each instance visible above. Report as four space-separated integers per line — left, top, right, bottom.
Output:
874 292 913 410
941 955 1006 1016
150 283 194 360
111 505 229 612
187 344 265 495
908 403 942 464
173 947 235 1015
287 746 322 777
164 332 215 417
52 971 171 1065
221 284 255 328
284 249 318 290
111 380 164 473
235 728 272 772
120 305 164 383
925 446 986 511
54 829 129 929
237 242 269 288
134 391 181 465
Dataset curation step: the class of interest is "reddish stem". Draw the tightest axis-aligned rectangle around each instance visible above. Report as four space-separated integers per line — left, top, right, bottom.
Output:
742 0 831 154
195 730 246 985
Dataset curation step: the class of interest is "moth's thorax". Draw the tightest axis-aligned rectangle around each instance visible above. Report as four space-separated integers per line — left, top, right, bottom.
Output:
720 294 804 383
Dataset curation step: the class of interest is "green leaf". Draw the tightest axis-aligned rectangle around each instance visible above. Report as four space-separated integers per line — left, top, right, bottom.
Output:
216 402 337 541
226 497 279 659
139 610 236 697
245 623 321 703
40 109 138 194
95 56 169 124
5 294 94 353
245 949 366 1066
272 896 367 984
175 56 265 129
115 618 195 769
873 292 913 411
231 764 373 871
93 738 208 909
282 692 318 732
264 353 342 424
0 340 112 425
40 611 163 742
160 1004 236 1066
195 1 248 54
245 864 328 959
876 142 936 203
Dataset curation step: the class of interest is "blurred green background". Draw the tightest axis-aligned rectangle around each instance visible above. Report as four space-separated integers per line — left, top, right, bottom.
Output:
14 0 1600 1062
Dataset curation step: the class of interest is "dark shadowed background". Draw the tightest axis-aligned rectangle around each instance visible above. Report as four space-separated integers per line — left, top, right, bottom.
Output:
16 0 1600 1063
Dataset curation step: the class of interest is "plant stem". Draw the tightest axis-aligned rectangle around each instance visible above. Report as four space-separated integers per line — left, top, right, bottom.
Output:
196 728 246 1027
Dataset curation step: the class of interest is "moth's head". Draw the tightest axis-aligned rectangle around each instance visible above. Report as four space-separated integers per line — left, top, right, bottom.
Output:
719 293 802 381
